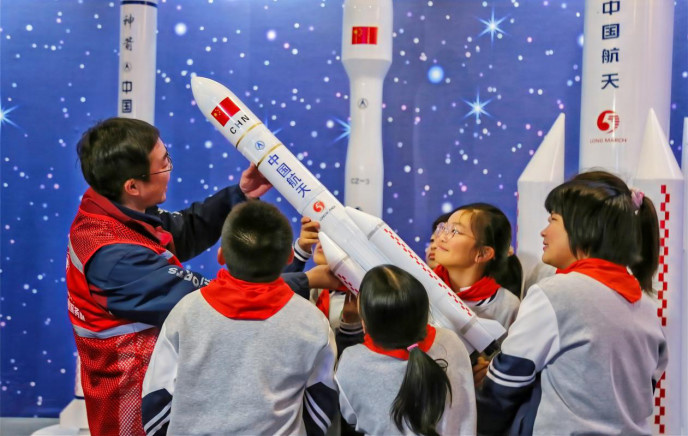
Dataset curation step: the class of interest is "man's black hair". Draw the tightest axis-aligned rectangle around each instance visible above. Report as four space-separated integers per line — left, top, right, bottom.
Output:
77 117 160 201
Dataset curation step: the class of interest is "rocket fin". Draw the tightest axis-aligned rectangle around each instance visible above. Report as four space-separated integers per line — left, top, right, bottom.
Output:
635 108 682 181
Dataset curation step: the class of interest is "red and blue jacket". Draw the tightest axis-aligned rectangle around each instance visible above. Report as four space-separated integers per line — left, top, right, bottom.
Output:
66 186 307 435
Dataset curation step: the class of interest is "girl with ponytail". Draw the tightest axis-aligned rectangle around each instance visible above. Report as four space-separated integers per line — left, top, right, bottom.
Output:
433 203 521 331
335 265 476 435
477 171 667 435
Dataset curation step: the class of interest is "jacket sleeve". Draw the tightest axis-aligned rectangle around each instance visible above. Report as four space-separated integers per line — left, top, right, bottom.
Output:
141 322 178 436
335 320 364 358
477 285 560 435
333 351 359 430
653 326 668 392
335 375 358 429
302 325 338 436
148 185 247 261
86 244 210 326
283 257 306 273
281 272 311 300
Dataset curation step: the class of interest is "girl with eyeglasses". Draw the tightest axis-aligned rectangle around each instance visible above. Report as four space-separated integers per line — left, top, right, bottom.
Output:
433 203 521 334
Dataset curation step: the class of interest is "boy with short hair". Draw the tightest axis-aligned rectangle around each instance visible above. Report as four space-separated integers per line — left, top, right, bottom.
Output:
141 201 338 435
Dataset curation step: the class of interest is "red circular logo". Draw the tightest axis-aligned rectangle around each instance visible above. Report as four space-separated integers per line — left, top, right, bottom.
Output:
596 110 620 133
313 201 325 212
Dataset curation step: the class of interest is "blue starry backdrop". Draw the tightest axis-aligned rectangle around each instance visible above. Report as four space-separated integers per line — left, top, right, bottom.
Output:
1 0 687 417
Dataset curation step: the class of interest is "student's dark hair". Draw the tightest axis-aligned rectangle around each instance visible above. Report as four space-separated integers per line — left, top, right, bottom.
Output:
76 117 160 201
546 170 659 293
501 254 523 299
220 201 293 282
454 203 516 288
431 212 452 233
359 265 451 436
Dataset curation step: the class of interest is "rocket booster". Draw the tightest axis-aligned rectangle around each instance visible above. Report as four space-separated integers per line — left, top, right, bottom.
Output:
191 76 505 353
341 0 393 217
633 109 685 434
634 109 684 435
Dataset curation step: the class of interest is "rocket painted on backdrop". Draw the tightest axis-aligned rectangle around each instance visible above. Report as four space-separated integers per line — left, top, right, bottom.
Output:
117 0 158 124
37 2 162 434
341 0 393 217
579 0 673 178
191 76 506 354
516 114 564 297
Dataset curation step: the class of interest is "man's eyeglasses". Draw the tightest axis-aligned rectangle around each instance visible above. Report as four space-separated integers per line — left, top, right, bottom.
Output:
433 222 474 240
141 152 173 178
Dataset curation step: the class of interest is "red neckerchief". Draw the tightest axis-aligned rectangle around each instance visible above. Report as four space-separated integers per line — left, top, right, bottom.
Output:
80 188 175 250
363 325 436 360
314 286 348 317
433 265 500 302
556 258 641 303
201 268 294 320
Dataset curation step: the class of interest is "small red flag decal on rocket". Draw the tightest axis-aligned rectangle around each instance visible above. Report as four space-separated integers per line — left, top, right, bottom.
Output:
211 106 229 126
352 26 378 45
211 97 241 126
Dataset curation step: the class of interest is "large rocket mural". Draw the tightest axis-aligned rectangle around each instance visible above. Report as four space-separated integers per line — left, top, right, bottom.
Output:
341 0 392 217
117 0 158 124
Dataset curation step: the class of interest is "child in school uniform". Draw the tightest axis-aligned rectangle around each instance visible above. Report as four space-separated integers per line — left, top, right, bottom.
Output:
141 201 337 436
477 172 668 435
335 265 477 436
425 212 452 269
433 203 521 331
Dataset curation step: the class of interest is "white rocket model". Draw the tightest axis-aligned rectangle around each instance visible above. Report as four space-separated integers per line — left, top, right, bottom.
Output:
117 0 158 124
191 76 505 353
632 109 684 436
341 0 393 217
579 0 673 178
516 114 565 297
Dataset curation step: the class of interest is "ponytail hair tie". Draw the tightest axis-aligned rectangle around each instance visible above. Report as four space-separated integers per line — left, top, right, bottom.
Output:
631 189 644 212
406 343 419 352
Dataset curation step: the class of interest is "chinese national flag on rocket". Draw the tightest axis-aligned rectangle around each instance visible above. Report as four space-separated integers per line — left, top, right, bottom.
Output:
352 26 378 45
211 106 229 126
210 97 241 127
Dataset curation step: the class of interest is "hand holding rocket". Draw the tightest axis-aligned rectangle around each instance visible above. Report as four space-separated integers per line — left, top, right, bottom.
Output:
191 76 505 353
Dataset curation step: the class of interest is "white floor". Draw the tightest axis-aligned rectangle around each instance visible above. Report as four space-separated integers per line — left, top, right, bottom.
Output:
0 418 59 436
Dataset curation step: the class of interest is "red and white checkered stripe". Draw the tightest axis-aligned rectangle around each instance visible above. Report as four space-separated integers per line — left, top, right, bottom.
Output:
653 184 669 434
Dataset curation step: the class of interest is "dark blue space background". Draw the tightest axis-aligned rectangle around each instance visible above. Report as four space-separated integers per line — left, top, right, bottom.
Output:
1 0 686 416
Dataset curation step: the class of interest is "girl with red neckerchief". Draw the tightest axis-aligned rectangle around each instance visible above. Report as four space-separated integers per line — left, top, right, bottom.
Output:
476 172 667 436
335 265 476 436
433 203 522 333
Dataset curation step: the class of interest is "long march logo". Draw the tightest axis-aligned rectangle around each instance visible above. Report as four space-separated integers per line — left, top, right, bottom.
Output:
596 110 620 133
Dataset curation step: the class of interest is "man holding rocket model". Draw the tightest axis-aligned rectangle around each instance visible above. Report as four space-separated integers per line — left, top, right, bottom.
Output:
190 75 506 355
65 117 337 435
